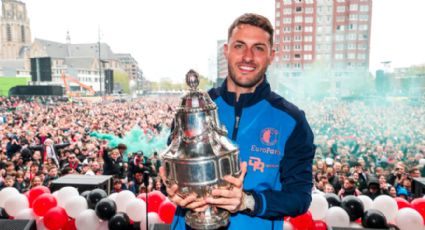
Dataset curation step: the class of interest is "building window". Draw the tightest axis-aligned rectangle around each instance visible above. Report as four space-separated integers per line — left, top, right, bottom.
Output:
296 7 303 12
348 43 356 50
294 54 301 59
305 0 314 4
305 26 313 32
305 7 313 14
283 54 290 60
336 44 345 50
336 25 345 31
359 34 368 40
347 53 356 59
294 35 302 41
295 25 302 31
6 24 12 42
304 45 312 51
276 20 280 26
358 53 367 59
294 44 301 50
337 6 346 12
335 34 344 41
337 16 345 22
349 4 358 11
284 8 292 15
305 17 313 23
335 53 344 59
359 14 369 21
305 36 313 42
304 54 312 60
348 33 357 40
283 17 292 24
284 45 291 51
349 14 358 21
21 25 25 42
276 12 281 18
284 26 291 32
348 24 357 30
276 2 281 8
360 5 369 12
295 16 303 23
359 24 368 30
294 63 302 69
284 36 291 41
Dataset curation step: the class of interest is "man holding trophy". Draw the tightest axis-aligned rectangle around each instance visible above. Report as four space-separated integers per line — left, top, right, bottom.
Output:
160 13 315 230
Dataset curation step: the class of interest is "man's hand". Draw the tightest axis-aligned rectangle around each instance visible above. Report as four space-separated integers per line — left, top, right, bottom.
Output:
205 162 247 213
159 166 208 212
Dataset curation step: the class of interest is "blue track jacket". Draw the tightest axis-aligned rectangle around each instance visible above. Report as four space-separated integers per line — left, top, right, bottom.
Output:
171 77 315 230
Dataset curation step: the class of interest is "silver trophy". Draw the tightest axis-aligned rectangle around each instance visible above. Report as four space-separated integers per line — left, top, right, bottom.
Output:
162 70 241 229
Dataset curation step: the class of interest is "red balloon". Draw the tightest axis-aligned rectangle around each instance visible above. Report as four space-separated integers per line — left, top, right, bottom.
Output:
43 207 68 230
158 201 177 224
395 197 412 210
33 193 57 216
147 191 166 213
28 186 50 207
411 198 425 224
137 193 147 202
289 211 314 230
62 218 77 230
313 220 327 230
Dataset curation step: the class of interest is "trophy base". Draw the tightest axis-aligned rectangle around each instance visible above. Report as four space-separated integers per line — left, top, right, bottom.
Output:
185 207 230 230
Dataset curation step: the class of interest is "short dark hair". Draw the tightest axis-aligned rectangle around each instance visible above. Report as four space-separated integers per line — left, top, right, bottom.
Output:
228 13 274 46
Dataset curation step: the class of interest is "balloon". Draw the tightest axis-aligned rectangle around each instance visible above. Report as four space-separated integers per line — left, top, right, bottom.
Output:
28 186 50 207
95 198 117 220
125 198 146 222
324 193 341 208
75 209 100 230
81 190 91 199
140 212 163 230
395 197 412 210
63 219 77 230
357 195 373 211
396 207 424 230
108 212 130 230
108 193 118 202
0 207 9 219
289 211 313 230
65 195 88 218
137 193 147 202
283 221 294 230
362 209 387 229
0 187 19 208
115 190 135 212
313 220 327 230
33 193 57 216
96 220 109 230
57 187 79 207
158 201 176 224
147 191 166 213
325 207 349 227
88 189 108 209
43 206 69 230
411 198 425 224
15 208 35 220
5 194 29 217
371 195 398 222
341 195 364 221
309 194 328 220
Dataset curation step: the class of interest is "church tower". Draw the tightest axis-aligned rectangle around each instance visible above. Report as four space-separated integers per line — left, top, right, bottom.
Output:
0 0 31 59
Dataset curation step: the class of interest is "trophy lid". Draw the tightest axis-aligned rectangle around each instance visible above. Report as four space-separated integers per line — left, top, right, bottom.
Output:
179 70 216 112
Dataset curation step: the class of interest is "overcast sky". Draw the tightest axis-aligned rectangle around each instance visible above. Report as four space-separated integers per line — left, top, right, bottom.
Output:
24 0 425 82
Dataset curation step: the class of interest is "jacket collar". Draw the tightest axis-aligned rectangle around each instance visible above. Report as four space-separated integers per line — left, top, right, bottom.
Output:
219 75 271 107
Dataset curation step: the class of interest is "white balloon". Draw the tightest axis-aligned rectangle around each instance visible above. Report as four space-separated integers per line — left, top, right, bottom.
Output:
309 194 328 220
325 207 350 227
64 195 88 218
396 208 424 230
357 195 373 211
4 194 29 216
75 209 100 230
126 199 147 222
96 220 109 230
15 208 35 220
108 192 118 202
140 212 163 230
57 186 79 207
283 221 294 230
0 187 19 208
115 190 135 212
371 195 398 222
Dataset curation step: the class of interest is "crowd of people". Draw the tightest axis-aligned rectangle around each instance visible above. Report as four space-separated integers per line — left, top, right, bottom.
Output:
1 95 425 202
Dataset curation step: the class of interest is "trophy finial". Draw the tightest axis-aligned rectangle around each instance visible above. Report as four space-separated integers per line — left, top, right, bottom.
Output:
186 69 199 90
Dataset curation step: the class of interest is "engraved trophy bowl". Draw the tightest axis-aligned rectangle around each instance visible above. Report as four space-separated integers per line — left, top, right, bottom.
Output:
161 70 241 229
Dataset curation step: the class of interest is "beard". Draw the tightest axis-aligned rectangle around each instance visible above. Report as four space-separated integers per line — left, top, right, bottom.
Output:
227 62 268 89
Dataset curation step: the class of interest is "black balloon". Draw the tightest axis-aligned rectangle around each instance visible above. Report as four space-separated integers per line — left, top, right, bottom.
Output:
325 193 341 208
87 188 108 209
95 198 117 220
0 207 9 219
109 212 131 230
341 195 364 221
362 209 388 229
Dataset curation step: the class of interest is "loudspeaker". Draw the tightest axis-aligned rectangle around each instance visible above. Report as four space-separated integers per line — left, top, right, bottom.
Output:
50 175 113 194
30 57 52 82
0 219 36 230
104 69 114 94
